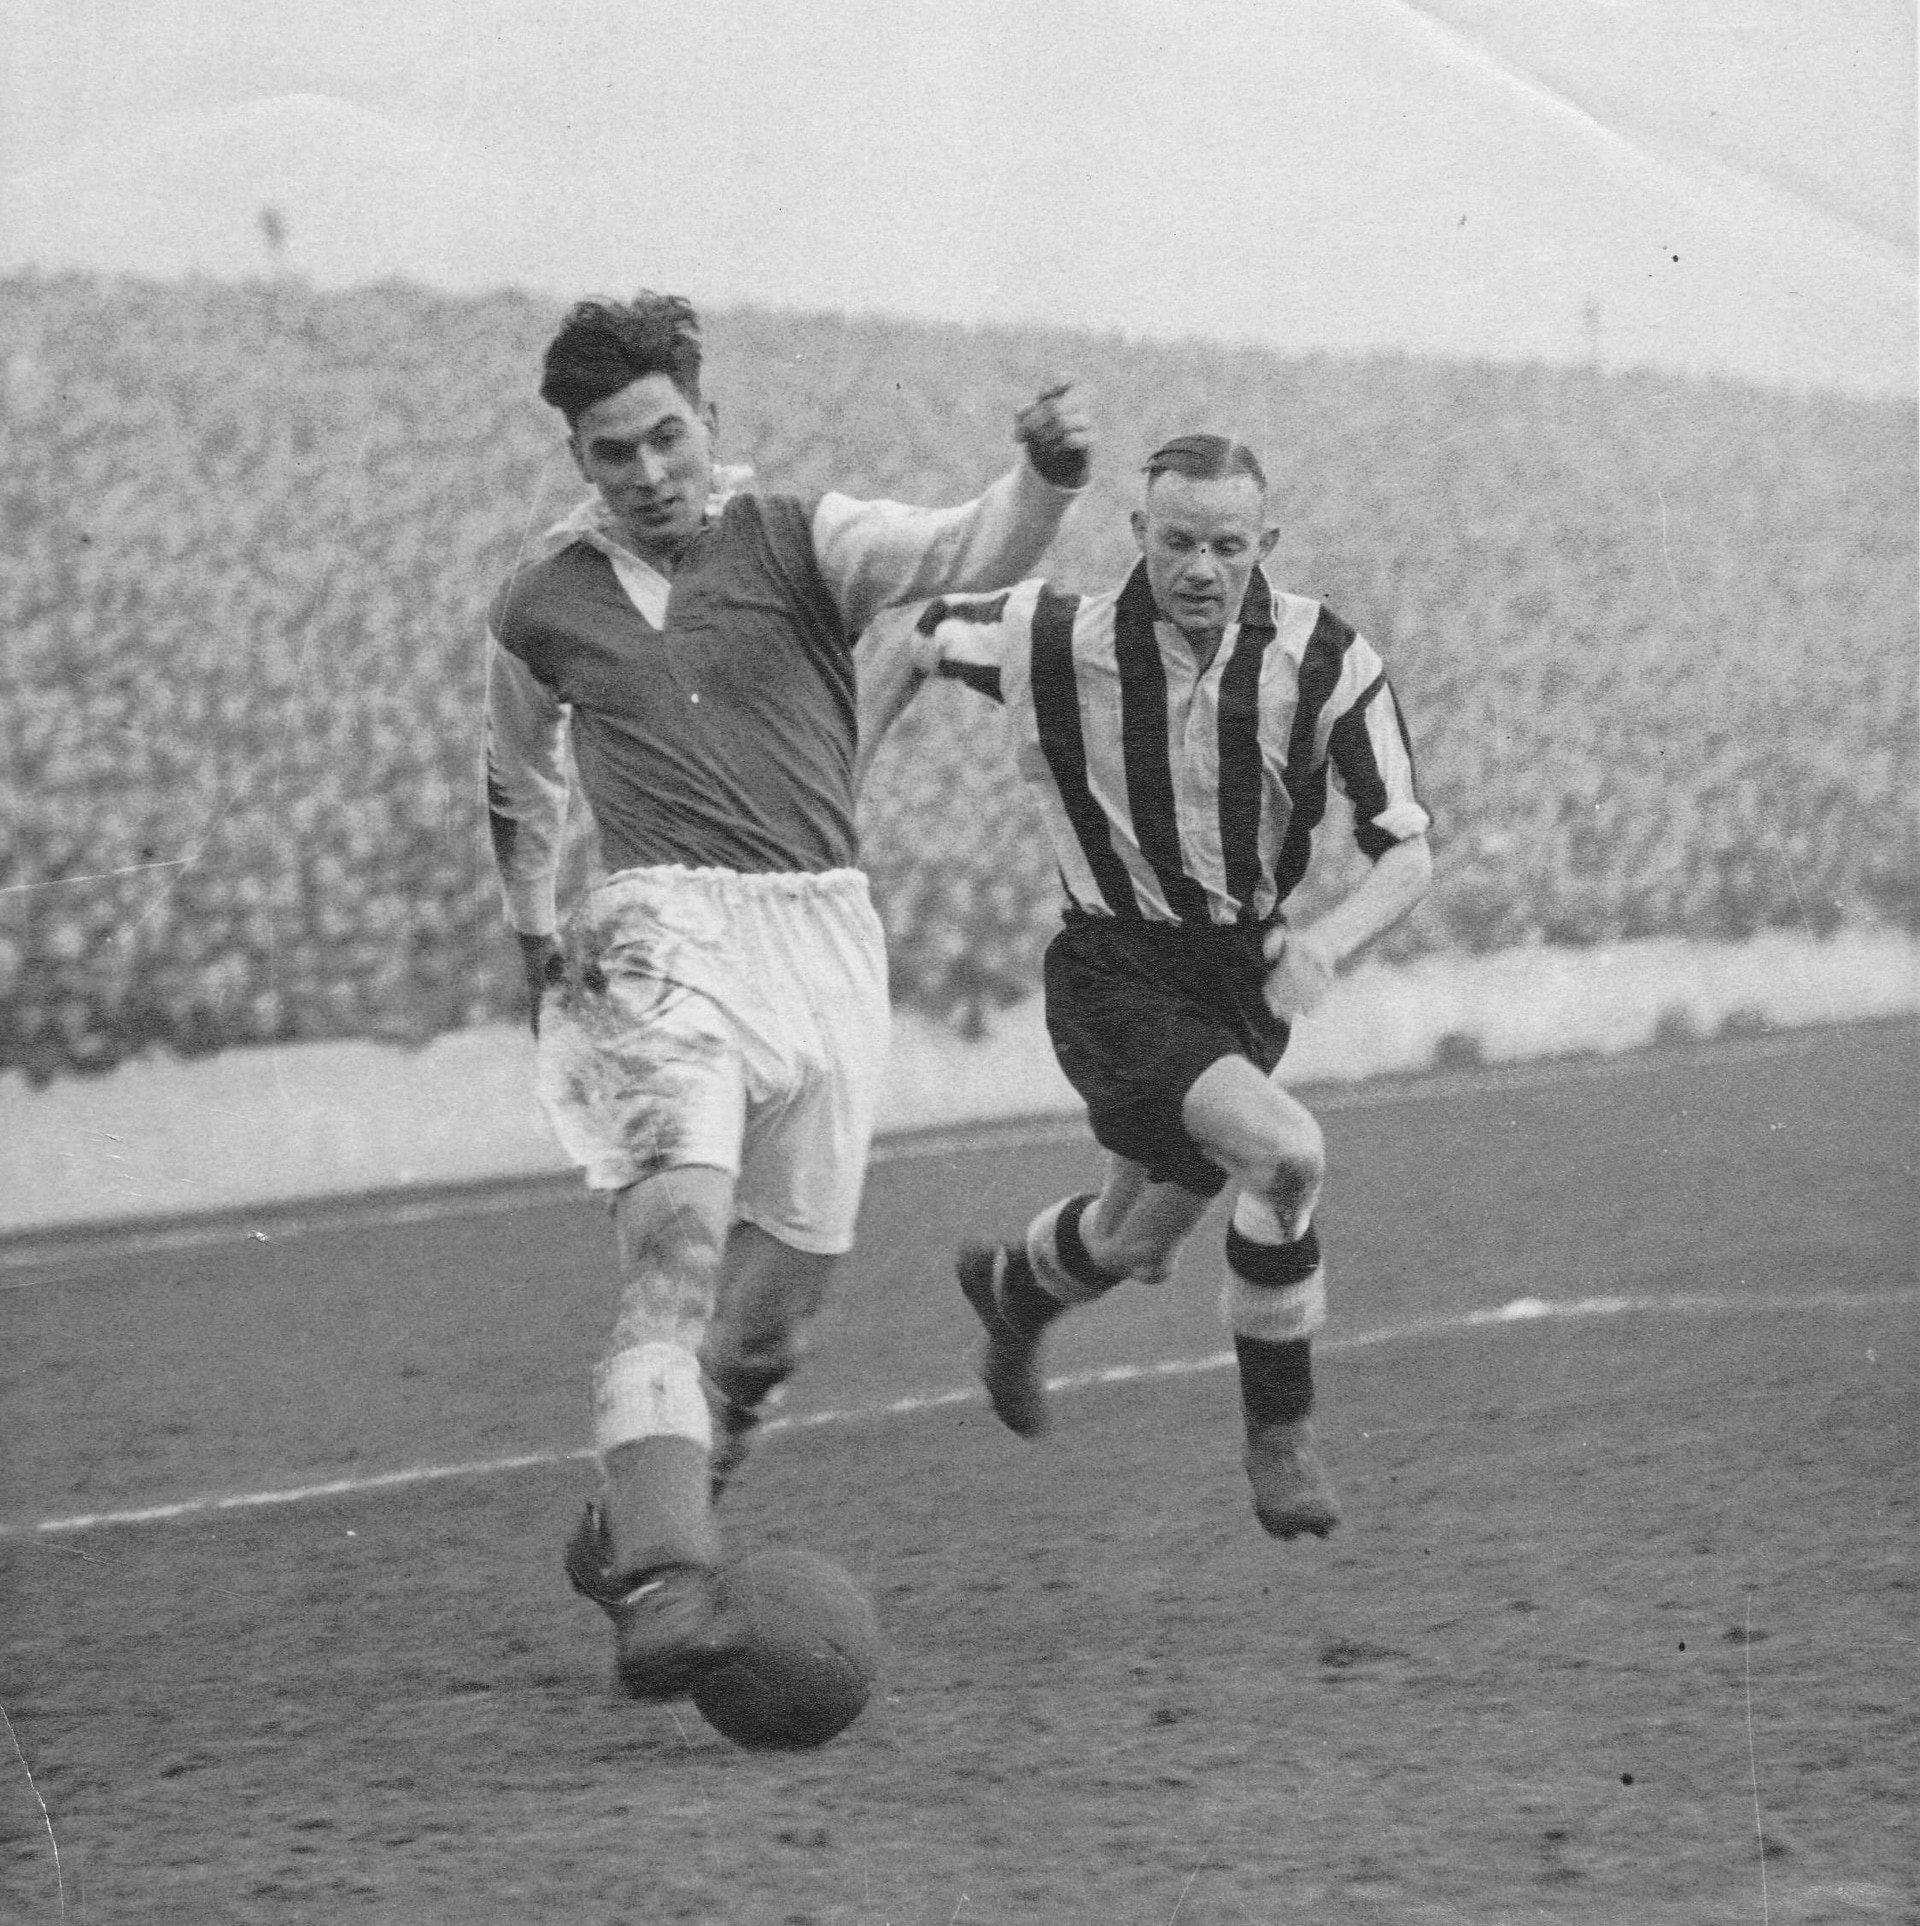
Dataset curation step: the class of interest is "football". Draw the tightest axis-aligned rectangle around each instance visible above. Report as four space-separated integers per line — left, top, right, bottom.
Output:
690 1547 882 1750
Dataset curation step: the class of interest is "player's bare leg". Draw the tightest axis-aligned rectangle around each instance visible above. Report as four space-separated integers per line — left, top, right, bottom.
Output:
599 1164 731 1563
565 1161 743 1697
959 1154 1211 1437
1079 1153 1213 1285
1183 1055 1340 1539
701 1226 838 1500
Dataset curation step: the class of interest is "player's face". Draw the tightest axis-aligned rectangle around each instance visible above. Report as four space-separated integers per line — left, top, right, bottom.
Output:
570 373 716 566
1131 472 1278 648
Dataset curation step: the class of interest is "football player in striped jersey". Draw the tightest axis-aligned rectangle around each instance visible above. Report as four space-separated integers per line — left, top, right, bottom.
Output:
871 433 1432 1540
484 292 1092 1696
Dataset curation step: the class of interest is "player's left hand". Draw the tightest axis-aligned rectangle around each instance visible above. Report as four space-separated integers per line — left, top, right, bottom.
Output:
1015 381 1092 488
518 931 563 1036
1261 925 1338 1022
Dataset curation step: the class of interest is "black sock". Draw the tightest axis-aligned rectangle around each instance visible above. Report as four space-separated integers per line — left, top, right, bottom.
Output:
1235 1335 1315 1431
997 1246 1069 1338
706 1358 785 1416
1224 1221 1321 1288
1053 1193 1125 1295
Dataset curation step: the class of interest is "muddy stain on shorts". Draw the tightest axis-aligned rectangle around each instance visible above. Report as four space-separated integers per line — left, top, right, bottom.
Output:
538 909 735 1188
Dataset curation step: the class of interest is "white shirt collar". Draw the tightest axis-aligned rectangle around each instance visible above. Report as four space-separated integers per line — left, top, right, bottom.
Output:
532 465 754 628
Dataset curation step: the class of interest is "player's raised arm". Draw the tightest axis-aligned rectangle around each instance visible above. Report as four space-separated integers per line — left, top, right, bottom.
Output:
813 381 1091 638
1012 380 1093 490
912 577 1049 702
851 579 1041 791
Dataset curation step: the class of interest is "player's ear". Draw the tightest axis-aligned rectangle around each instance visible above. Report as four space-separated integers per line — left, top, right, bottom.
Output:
701 399 719 441
1131 507 1148 553
567 428 590 479
1257 523 1280 563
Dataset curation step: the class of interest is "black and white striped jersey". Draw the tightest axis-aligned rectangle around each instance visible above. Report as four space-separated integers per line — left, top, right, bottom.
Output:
910 563 1429 928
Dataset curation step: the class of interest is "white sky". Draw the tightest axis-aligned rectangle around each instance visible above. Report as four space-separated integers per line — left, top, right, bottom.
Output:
1 0 1913 394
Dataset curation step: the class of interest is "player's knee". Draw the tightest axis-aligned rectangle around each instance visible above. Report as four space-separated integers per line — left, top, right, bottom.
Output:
1240 1127 1324 1237
617 1184 726 1275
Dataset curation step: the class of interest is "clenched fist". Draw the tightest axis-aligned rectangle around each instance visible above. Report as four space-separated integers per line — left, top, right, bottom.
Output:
1015 381 1093 489
1261 924 1338 1023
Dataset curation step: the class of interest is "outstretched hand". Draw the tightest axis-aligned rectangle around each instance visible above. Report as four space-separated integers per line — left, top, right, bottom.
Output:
1015 381 1093 489
1261 925 1338 1022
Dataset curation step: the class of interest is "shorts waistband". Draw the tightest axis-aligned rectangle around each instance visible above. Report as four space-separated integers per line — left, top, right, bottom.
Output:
595 863 872 904
1062 904 1279 945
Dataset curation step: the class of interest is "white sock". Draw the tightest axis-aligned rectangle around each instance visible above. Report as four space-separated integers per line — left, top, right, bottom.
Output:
592 1342 713 1458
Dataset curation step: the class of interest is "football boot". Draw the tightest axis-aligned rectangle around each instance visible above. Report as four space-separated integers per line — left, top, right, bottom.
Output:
956 1242 1052 1438
563 1499 741 1699
1243 1418 1342 1539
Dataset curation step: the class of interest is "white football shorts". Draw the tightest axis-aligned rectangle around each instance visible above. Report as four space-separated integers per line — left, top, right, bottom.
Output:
534 865 890 1255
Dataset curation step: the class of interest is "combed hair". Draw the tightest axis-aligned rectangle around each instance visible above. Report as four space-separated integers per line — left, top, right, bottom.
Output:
540 292 703 424
1143 433 1266 491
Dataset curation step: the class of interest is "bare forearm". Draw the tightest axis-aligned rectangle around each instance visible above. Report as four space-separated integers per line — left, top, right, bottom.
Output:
1305 836 1433 967
1262 837 1430 1021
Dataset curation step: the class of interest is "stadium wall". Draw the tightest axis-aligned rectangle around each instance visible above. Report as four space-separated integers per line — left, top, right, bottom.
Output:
2 929 1911 1240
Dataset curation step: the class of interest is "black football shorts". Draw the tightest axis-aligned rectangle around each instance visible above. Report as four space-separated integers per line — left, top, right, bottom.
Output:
1042 909 1291 1199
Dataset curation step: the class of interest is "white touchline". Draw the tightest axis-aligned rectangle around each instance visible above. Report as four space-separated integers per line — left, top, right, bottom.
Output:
7 1287 1909 1540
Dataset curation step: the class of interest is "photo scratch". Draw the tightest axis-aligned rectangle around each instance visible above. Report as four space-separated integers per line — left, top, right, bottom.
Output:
1654 484 1682 603
1 1700 63 1917
0 860 188 898
1742 1590 1770 1925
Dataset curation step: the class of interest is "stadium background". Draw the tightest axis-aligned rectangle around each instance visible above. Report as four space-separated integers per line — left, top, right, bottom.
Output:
0 282 1913 1234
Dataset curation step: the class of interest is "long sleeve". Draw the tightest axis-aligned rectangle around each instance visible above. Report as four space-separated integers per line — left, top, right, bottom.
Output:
483 634 571 934
812 459 1079 640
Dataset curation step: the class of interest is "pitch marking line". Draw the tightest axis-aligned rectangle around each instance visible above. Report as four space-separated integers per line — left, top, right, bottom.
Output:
6 1286 1909 1541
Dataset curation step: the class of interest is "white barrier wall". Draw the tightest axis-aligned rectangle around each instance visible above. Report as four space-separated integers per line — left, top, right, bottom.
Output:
2 931 1913 1237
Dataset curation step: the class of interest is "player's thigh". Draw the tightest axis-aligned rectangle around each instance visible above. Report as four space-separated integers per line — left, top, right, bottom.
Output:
736 1073 875 1256
1180 1053 1322 1182
613 1162 738 1267
537 966 749 1197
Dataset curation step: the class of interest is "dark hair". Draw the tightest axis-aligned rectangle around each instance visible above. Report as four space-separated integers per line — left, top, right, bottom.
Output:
1143 433 1266 492
540 292 703 424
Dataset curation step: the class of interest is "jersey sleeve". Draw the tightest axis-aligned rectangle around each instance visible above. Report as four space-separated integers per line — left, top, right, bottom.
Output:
483 632 571 934
811 459 1079 639
1317 634 1431 859
905 578 1045 705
